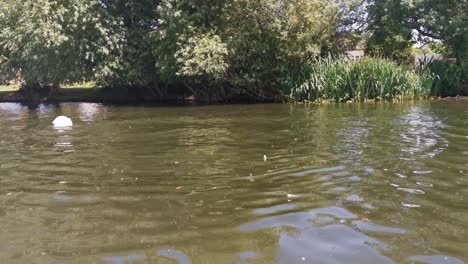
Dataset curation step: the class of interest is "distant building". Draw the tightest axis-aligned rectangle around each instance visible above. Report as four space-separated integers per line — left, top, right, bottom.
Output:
413 43 448 66
414 53 444 67
345 49 365 61
338 36 366 61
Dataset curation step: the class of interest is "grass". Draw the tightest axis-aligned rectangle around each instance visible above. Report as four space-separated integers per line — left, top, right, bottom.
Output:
284 56 435 103
0 81 98 92
0 84 20 92
60 81 97 89
0 82 102 102
53 82 103 101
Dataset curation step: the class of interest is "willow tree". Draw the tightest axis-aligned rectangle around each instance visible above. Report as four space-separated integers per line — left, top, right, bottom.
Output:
0 0 124 100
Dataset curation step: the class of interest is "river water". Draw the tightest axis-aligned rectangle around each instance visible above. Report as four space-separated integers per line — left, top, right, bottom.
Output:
0 102 467 264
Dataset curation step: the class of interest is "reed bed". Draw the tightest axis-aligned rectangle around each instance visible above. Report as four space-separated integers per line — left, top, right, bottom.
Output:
284 57 435 102
425 61 467 97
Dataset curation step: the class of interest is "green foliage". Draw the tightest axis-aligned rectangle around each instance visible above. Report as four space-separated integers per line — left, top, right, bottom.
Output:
409 0 468 65
0 0 124 86
428 42 453 57
222 0 337 89
151 0 190 82
152 0 337 90
365 0 468 65
287 57 434 102
99 0 161 87
175 32 228 80
426 61 468 96
365 0 414 64
0 0 464 102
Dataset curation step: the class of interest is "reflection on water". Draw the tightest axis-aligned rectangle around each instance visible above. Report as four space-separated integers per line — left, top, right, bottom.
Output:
79 103 106 122
399 106 449 160
0 102 467 263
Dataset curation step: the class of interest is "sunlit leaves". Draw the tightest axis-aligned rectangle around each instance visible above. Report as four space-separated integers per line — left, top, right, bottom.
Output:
175 33 228 80
365 0 468 65
151 0 337 91
0 0 125 85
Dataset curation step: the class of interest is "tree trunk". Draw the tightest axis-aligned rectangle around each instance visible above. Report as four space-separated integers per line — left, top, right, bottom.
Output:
48 83 60 100
19 83 42 104
455 48 462 66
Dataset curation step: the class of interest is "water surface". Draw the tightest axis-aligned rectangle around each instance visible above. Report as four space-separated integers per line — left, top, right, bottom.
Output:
0 102 467 263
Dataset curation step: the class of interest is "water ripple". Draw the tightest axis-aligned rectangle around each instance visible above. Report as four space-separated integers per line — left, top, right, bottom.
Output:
0 102 466 263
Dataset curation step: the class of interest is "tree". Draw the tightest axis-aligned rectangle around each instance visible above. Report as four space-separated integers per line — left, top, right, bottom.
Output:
365 0 414 63
151 0 337 100
408 0 468 65
0 0 348 102
335 0 368 35
99 0 161 87
365 0 468 65
0 0 124 99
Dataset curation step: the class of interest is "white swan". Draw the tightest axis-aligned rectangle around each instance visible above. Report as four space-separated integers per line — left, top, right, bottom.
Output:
53 116 73 127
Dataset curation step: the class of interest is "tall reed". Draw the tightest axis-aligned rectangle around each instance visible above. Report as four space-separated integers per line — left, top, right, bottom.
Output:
425 61 467 97
284 57 434 102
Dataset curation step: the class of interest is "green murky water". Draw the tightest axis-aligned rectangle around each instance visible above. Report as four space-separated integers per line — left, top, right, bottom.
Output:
0 102 467 264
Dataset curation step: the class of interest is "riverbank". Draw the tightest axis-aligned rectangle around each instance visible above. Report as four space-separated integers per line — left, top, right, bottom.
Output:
1 83 467 105
0 85 175 104
0 85 280 104
0 85 103 103
3 57 465 105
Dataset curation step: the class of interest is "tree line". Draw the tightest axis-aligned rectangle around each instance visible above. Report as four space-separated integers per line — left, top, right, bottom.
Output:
0 0 466 102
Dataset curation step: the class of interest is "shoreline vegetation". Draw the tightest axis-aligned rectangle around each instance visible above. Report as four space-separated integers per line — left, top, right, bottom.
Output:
1 57 466 105
1 84 467 106
0 1 466 105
